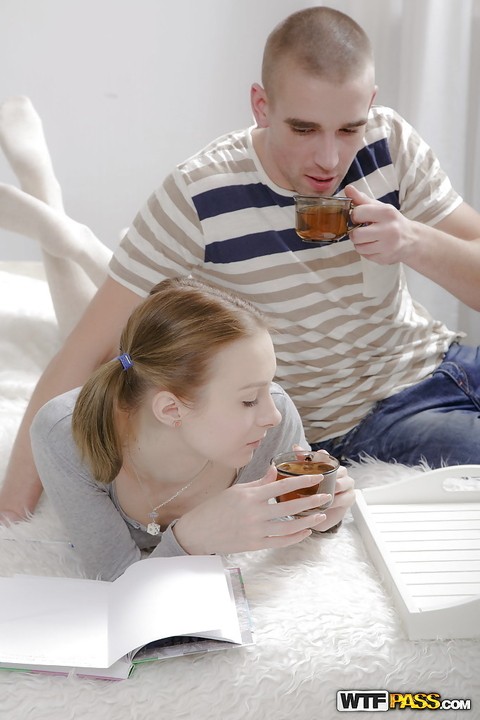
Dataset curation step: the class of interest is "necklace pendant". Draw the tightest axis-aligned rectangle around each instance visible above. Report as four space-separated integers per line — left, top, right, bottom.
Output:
147 521 161 536
128 456 210 539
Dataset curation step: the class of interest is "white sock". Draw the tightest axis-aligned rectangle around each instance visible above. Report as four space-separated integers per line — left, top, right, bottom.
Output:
0 97 112 337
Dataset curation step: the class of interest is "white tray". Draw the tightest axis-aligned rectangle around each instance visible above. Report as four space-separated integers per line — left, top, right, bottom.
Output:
351 465 480 640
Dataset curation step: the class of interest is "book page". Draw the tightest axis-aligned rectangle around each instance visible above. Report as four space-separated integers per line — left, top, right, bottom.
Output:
132 567 255 665
0 575 109 667
0 556 242 671
107 556 241 665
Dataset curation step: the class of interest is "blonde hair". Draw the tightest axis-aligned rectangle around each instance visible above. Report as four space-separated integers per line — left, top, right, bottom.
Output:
72 278 268 484
262 6 373 97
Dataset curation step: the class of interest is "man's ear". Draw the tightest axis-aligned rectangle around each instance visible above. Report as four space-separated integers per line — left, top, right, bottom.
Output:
251 82 270 128
151 391 183 428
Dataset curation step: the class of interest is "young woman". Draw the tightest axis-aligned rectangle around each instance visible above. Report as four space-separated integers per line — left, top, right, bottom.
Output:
30 277 354 581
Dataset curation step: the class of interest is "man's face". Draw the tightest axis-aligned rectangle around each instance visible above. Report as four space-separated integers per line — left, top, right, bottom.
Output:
252 61 376 196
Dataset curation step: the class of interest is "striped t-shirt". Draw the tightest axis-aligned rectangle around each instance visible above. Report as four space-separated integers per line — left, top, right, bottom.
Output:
109 105 462 444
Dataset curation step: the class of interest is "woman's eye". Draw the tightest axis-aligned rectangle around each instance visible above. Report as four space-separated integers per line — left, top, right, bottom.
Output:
243 399 258 407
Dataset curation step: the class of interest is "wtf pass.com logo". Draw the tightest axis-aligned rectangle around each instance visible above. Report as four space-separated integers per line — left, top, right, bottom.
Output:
336 690 472 712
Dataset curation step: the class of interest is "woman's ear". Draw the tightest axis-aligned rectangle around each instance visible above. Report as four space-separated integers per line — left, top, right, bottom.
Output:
151 391 182 428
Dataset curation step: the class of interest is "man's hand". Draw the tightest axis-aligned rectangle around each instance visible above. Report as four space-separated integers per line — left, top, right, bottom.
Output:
345 184 416 265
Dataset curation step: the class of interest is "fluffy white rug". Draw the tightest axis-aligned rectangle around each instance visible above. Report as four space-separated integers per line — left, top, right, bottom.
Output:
0 267 478 720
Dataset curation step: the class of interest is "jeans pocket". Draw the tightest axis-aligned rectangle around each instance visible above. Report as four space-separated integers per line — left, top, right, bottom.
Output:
433 362 480 412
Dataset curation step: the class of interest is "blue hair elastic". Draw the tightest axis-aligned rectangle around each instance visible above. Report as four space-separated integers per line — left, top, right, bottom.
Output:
116 353 134 371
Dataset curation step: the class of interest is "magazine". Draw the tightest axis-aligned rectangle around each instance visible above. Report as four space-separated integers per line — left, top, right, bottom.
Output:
0 555 254 680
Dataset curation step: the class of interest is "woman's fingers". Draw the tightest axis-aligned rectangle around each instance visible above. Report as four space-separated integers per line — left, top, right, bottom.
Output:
260 512 328 548
311 505 347 532
270 492 332 518
256 468 323 501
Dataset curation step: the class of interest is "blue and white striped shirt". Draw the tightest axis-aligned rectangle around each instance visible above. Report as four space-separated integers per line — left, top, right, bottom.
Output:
110 106 461 443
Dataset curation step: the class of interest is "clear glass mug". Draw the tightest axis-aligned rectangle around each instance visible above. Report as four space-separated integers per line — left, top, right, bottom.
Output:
294 195 361 243
272 450 339 517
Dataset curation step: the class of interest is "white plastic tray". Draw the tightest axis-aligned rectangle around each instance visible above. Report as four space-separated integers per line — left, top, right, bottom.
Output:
352 465 480 640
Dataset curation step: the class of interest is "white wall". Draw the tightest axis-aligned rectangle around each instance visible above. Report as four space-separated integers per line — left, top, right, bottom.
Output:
0 1 476 259
0 0 311 260
0 0 408 262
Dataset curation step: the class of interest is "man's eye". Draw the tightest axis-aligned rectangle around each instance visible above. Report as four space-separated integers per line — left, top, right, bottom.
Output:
292 127 313 135
243 399 258 407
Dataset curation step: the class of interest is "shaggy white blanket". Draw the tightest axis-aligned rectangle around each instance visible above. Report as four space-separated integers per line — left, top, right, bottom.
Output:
0 267 478 720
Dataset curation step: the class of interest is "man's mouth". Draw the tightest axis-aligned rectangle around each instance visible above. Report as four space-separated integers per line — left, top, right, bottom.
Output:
305 174 337 193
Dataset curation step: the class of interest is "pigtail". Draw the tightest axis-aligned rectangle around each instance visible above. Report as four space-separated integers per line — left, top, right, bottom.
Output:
72 277 268 485
72 357 129 484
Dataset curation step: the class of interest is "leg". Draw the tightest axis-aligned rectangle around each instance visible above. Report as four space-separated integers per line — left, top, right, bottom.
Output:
0 184 110 290
340 404 480 467
0 96 112 336
316 344 480 468
0 95 64 210
0 97 112 522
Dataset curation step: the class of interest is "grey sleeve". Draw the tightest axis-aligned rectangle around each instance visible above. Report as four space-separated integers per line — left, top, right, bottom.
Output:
30 383 307 580
30 393 186 582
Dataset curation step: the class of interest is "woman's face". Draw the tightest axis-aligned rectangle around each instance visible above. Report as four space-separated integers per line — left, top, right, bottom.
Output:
179 329 282 468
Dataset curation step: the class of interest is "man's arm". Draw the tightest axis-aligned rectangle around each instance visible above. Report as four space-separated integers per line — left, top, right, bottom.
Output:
347 186 480 311
410 202 480 310
0 276 144 520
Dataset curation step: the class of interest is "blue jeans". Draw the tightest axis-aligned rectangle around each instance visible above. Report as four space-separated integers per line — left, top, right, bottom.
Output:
311 343 480 468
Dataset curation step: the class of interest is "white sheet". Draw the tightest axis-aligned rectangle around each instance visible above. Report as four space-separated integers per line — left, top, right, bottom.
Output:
0 266 479 720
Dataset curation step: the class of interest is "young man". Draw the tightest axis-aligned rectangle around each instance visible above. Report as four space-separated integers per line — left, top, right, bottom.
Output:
2 6 480 521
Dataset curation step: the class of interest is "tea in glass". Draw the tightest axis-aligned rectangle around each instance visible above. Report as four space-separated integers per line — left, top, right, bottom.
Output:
294 195 359 243
273 450 339 516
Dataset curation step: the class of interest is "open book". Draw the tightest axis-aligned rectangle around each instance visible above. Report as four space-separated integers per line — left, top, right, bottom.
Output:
0 555 253 680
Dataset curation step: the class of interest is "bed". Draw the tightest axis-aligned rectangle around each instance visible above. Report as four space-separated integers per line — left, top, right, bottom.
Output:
0 263 478 720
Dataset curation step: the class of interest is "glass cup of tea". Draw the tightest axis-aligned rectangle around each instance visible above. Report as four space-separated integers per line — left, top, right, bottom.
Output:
294 195 361 243
272 450 339 517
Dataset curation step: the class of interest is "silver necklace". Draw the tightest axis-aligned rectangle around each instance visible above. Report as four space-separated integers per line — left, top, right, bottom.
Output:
127 448 210 536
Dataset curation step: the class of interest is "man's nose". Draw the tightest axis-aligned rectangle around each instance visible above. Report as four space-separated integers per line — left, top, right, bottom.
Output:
312 134 339 171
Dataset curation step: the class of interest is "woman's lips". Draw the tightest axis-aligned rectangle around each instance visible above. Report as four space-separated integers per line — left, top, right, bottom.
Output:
246 437 265 448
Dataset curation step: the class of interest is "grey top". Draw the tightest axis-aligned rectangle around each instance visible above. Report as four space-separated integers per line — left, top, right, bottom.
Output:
31 383 308 581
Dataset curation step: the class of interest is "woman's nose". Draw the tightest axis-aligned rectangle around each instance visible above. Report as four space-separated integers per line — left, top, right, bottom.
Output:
260 400 282 429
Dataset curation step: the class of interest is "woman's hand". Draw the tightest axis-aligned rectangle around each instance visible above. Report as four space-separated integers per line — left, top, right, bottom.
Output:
172 464 332 556
291 446 355 533
310 464 355 532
